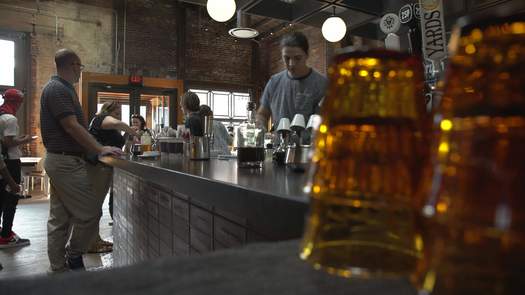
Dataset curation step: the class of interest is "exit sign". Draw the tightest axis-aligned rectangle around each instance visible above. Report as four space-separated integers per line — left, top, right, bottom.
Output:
129 75 143 86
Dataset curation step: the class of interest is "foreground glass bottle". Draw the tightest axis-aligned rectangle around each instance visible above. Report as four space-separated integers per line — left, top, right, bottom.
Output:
300 50 427 278
416 10 525 295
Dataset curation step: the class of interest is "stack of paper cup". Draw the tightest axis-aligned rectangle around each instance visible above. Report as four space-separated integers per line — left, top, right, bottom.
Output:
276 118 291 132
306 114 322 130
291 114 306 129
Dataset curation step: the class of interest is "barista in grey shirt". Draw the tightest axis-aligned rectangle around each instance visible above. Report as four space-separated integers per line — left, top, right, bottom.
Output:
257 32 328 129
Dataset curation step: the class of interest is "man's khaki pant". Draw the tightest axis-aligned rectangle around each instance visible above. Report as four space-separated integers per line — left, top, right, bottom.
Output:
86 162 113 243
44 153 104 271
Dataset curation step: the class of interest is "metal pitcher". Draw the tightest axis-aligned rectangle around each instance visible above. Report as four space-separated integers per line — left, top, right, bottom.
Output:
186 136 210 160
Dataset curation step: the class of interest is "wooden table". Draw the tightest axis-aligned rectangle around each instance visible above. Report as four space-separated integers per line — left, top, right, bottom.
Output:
19 157 44 196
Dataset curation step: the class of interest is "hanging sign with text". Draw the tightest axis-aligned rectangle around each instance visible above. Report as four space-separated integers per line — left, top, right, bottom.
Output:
418 0 447 71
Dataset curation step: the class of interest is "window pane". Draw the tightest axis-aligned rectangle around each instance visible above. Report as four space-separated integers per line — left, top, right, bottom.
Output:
153 106 170 128
212 91 229 118
233 93 250 119
189 89 209 106
0 39 15 86
163 106 169 126
121 104 130 126
140 106 147 119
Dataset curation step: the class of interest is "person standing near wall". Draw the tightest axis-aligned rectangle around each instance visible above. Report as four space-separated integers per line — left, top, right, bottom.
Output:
40 48 122 272
0 146 22 270
0 89 33 248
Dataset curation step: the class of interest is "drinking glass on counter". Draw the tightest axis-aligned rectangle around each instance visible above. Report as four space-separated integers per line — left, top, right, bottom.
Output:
235 101 265 168
415 9 525 295
300 49 427 278
131 143 143 157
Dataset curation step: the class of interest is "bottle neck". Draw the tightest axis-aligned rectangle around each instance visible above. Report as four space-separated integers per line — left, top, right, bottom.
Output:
247 110 256 124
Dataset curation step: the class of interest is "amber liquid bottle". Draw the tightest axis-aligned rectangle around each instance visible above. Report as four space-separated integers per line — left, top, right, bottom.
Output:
300 50 428 278
415 10 525 295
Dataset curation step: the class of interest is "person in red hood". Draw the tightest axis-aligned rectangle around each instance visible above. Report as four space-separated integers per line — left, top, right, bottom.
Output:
0 88 35 248
0 89 24 115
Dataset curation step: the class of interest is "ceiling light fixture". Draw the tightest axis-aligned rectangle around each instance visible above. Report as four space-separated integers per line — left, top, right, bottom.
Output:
206 0 236 22
229 10 259 39
321 6 347 43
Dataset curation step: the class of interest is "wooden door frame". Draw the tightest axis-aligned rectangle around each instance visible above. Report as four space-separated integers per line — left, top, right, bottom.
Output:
79 72 184 126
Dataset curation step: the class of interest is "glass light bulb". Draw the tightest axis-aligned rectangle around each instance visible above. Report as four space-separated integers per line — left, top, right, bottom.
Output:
206 0 236 22
322 16 347 43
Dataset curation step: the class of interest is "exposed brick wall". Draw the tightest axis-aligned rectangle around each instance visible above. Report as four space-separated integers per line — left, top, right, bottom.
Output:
123 0 178 77
0 0 115 156
29 33 58 157
183 5 254 88
122 2 255 86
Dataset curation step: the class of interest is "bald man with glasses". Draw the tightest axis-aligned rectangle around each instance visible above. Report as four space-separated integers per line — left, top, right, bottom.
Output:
40 48 122 272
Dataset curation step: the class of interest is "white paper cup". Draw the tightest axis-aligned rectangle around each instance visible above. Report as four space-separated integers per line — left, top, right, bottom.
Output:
277 118 291 132
306 114 322 130
291 114 306 129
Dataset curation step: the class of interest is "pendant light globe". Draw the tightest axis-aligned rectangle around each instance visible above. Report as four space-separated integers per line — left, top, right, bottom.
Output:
206 0 236 22
322 16 347 42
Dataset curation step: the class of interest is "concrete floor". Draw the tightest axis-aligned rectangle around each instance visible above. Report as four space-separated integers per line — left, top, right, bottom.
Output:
0 193 113 278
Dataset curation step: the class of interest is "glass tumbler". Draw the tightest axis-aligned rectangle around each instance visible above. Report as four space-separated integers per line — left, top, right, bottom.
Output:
300 50 428 278
415 9 525 295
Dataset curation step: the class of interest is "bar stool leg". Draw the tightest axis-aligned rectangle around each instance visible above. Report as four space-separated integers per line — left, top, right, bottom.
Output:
22 176 30 196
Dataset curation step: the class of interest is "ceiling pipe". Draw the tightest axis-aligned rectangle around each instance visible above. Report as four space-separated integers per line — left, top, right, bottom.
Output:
229 9 259 39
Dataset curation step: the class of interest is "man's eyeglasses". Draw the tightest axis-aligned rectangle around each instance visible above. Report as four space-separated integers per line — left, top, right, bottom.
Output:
72 62 85 70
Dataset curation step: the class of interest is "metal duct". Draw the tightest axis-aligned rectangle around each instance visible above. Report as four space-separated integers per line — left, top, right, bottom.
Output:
229 10 259 39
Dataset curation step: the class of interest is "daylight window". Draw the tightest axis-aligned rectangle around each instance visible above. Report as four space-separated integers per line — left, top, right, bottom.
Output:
189 88 250 127
0 39 15 86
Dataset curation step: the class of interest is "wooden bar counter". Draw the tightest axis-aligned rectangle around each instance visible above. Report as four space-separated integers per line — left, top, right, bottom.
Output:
99 155 310 266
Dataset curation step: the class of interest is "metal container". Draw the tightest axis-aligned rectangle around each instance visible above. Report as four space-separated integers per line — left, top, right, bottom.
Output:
158 137 184 160
203 115 213 136
185 136 210 160
285 145 312 172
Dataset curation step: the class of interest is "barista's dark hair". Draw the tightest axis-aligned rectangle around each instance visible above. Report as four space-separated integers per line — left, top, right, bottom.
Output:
280 32 309 55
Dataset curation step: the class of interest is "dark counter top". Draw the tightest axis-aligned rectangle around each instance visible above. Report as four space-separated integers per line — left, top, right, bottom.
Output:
0 240 416 295
100 156 309 204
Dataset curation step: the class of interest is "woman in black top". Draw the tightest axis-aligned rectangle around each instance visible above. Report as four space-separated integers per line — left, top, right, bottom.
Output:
87 101 138 253
90 102 138 149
